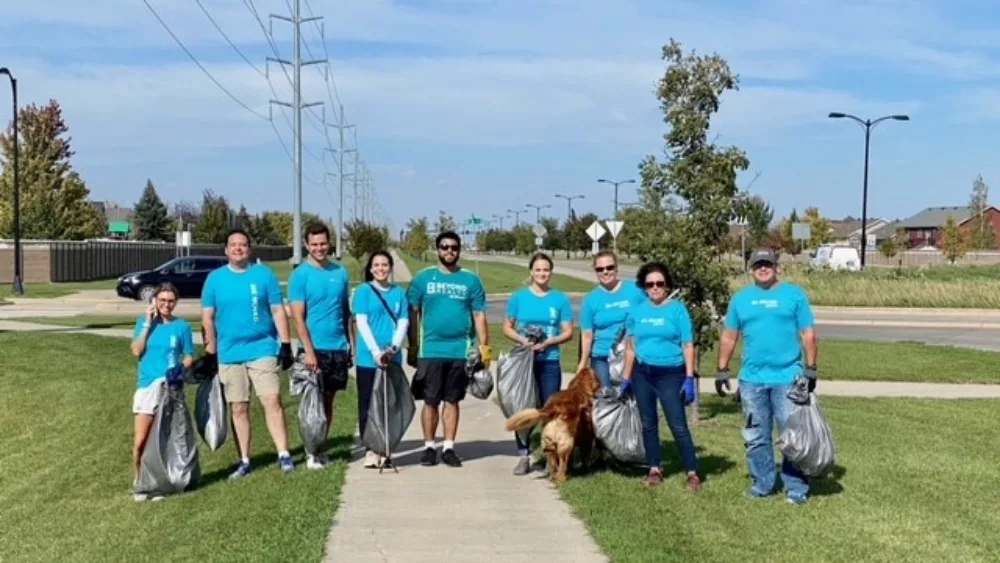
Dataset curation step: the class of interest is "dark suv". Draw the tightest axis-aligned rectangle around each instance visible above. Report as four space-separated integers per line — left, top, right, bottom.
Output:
116 255 229 302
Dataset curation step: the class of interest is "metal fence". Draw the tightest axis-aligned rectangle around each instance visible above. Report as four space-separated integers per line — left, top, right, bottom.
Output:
49 241 294 282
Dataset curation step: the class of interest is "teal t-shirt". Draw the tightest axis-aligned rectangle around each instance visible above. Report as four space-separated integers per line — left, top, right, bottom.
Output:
579 280 646 358
132 316 195 389
201 263 283 365
406 266 486 359
287 260 351 352
625 299 693 367
505 287 574 361
352 282 409 368
724 282 815 385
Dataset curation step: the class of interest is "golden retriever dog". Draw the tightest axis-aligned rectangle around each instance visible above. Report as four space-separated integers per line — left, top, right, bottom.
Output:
504 367 602 482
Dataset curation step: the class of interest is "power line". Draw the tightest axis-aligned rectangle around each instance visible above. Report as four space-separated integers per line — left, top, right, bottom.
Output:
143 0 269 120
193 0 265 77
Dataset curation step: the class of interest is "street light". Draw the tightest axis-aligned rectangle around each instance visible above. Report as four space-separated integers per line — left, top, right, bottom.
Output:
491 214 508 230
507 208 526 227
555 194 585 259
525 203 551 225
828 112 910 269
0 67 22 295
597 178 635 218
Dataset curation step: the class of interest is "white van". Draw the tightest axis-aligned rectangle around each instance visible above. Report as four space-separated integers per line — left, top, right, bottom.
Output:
810 244 861 271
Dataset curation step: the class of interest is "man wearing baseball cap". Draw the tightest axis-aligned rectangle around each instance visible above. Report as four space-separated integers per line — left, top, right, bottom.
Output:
715 248 818 505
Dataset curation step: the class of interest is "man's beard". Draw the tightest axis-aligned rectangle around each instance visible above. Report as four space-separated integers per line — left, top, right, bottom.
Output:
438 253 459 267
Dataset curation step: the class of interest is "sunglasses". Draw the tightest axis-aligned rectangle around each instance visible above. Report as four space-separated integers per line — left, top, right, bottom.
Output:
438 244 460 252
594 265 616 273
644 280 667 289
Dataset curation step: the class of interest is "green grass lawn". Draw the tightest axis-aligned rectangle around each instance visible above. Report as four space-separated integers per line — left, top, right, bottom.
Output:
0 333 358 563
400 253 594 293
0 279 116 299
557 394 1000 563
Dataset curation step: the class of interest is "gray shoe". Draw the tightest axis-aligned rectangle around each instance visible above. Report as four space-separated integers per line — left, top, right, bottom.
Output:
512 456 532 475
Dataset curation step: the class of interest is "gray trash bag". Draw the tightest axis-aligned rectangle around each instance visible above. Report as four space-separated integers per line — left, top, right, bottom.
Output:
496 326 545 443
607 326 627 385
290 355 328 456
777 376 836 477
466 347 493 400
194 375 228 451
592 388 645 465
135 383 201 496
362 363 416 456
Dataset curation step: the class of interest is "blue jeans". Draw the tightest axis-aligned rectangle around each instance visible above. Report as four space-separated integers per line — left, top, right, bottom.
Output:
591 357 612 390
514 359 563 452
632 363 698 472
739 380 809 500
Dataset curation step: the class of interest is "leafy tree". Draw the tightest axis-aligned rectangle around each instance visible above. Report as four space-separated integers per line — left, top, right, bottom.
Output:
613 206 646 258
940 216 967 264
733 194 773 263
628 39 749 361
132 179 171 241
878 238 898 260
540 216 563 250
435 211 457 234
234 205 253 231
344 218 389 266
193 189 232 244
564 211 598 256
172 200 200 231
0 100 104 240
264 211 325 245
779 209 802 255
803 206 832 248
402 216 432 260
967 174 994 250
249 212 282 245
477 228 516 252
512 224 536 255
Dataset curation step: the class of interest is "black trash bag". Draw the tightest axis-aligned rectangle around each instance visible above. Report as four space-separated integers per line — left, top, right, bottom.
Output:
290 353 328 457
466 347 493 400
362 362 416 456
777 376 836 477
495 326 545 444
135 383 201 496
184 354 228 451
607 325 627 385
592 388 645 465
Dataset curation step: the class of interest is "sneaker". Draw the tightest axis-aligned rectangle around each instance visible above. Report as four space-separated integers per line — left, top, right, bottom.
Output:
278 454 295 473
642 468 663 487
229 461 251 480
133 493 149 502
363 450 380 469
306 455 326 470
786 495 807 506
744 487 769 499
420 447 438 466
150 495 165 502
512 456 532 475
686 473 702 492
441 449 462 467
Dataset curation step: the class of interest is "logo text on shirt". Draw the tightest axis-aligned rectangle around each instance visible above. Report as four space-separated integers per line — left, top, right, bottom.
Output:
426 282 468 300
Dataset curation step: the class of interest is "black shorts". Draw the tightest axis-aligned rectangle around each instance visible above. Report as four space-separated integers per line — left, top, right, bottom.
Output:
412 359 468 406
314 349 350 393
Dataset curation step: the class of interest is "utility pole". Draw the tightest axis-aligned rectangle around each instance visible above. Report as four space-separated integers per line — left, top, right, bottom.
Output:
507 208 526 227
555 194 585 259
0 68 22 295
597 178 635 219
325 105 354 258
525 203 551 225
352 129 360 222
267 0 325 264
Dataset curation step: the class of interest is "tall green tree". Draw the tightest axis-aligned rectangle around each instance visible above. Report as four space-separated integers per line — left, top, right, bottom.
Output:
564 211 598 255
0 100 104 240
402 216 432 260
967 174 995 250
540 216 563 250
193 189 232 244
249 212 282 245
733 194 773 262
629 39 749 358
804 206 832 248
344 218 389 267
940 216 967 264
263 211 325 245
435 211 457 234
132 179 171 241
234 204 253 231
172 200 200 232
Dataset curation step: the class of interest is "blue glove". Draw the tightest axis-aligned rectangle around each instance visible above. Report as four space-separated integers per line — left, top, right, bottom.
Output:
681 376 696 406
618 379 632 395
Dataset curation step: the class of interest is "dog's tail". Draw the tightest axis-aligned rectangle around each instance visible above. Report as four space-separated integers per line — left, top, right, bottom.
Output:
504 408 545 432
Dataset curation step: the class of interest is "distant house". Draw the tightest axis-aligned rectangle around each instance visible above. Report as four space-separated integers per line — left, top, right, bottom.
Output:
91 200 135 239
894 206 1000 249
829 217 896 247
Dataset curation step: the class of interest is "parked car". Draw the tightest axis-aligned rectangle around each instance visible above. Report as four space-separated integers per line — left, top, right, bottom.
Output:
116 255 228 301
810 244 861 271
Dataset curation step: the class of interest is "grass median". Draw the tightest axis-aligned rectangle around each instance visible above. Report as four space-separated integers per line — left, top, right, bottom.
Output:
399 253 593 293
0 332 358 563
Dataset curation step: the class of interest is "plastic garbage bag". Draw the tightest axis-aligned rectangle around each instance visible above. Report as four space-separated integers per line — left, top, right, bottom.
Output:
496 326 546 443
777 376 836 477
466 347 493 400
135 383 201 496
290 354 328 456
607 326 627 385
362 362 416 456
592 388 645 465
184 354 228 451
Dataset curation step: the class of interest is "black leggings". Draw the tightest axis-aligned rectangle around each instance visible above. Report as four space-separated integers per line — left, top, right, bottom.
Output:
356 367 377 439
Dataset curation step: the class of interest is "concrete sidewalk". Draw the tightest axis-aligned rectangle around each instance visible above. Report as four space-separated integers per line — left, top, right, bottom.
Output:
390 249 413 283
323 367 608 563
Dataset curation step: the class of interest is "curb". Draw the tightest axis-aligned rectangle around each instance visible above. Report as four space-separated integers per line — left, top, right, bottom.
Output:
812 306 1000 316
815 319 1000 329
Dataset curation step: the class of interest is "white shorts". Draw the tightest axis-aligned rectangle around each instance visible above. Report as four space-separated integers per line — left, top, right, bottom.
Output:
132 379 166 415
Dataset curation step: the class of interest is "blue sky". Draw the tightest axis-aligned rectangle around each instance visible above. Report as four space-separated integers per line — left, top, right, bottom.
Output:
3 0 1000 235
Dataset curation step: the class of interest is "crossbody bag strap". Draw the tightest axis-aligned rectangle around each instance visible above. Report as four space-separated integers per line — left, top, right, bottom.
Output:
369 282 398 323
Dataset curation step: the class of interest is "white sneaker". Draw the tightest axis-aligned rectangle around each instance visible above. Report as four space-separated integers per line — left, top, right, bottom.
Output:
306 454 326 470
133 493 148 502
363 450 380 468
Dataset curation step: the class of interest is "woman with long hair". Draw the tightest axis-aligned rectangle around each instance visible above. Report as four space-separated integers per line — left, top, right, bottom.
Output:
502 252 574 475
351 250 409 468
130 282 195 501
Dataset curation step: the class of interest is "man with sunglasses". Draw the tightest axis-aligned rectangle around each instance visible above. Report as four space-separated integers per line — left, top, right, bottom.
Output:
715 248 818 505
406 231 491 467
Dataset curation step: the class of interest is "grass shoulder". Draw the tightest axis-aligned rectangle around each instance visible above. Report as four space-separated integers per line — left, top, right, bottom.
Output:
402 253 592 293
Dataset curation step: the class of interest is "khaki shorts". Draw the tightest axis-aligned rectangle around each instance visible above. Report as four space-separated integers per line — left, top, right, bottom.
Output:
219 357 281 403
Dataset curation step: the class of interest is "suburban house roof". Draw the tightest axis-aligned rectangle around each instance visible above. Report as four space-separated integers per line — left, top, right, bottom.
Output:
829 218 891 238
895 206 997 229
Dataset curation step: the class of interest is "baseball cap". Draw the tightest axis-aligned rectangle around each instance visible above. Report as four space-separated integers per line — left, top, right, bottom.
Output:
749 248 778 267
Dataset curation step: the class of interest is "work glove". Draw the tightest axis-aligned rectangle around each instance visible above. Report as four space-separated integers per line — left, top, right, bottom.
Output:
804 365 818 392
681 376 697 406
618 379 632 396
714 368 732 397
478 345 493 369
278 342 294 371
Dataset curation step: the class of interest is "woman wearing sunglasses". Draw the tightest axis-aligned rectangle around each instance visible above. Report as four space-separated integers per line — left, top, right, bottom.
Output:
620 261 701 490
575 250 645 389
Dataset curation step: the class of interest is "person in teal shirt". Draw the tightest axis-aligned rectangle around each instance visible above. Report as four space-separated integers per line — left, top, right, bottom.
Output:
621 261 701 490
130 282 194 501
406 231 490 468
716 248 818 505
575 250 646 389
288 223 353 470
352 250 410 469
503 252 574 475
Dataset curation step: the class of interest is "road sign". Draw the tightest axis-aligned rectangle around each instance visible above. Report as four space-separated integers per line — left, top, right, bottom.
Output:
605 220 624 239
175 231 191 247
535 236 544 247
586 220 606 241
533 223 546 237
591 241 600 255
791 222 811 241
